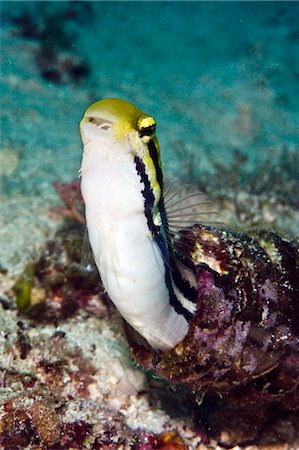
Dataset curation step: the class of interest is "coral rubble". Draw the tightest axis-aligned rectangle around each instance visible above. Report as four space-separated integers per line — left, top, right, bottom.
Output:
0 219 195 449
127 225 299 445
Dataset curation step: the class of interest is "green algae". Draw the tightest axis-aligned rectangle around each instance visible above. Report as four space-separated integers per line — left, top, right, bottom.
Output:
14 263 36 312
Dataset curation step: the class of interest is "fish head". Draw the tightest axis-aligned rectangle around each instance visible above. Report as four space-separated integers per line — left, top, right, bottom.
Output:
80 97 157 156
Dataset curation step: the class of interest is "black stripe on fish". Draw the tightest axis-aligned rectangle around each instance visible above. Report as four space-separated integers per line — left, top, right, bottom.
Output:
134 155 159 237
134 155 193 320
171 264 198 303
147 139 173 259
148 139 163 191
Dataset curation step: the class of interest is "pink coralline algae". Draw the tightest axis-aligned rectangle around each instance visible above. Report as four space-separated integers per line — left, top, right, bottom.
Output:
127 225 299 443
52 180 85 225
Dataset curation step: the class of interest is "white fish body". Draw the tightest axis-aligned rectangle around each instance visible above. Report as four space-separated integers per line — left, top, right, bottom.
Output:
80 104 189 351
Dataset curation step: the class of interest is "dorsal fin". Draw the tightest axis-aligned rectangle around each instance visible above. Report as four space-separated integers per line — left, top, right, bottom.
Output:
164 182 223 229
163 182 224 267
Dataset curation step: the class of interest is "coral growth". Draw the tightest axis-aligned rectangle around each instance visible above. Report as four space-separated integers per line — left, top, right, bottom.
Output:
52 181 85 225
13 225 102 320
138 431 187 450
0 390 140 449
0 201 191 449
10 3 90 84
0 288 190 449
35 47 90 85
127 225 299 445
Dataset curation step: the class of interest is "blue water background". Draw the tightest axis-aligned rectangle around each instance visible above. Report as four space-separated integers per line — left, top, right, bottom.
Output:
1 1 298 196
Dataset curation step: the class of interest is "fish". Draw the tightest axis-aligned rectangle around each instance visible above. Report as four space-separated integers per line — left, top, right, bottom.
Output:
79 98 218 351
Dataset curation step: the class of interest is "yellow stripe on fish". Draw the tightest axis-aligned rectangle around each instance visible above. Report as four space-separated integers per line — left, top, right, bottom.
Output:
79 98 209 350
82 98 162 207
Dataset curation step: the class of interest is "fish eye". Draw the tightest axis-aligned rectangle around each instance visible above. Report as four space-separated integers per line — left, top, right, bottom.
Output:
87 117 112 131
137 116 156 142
